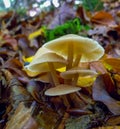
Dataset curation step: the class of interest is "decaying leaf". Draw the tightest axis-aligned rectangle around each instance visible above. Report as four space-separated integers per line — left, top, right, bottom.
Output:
90 61 108 74
65 102 107 129
0 34 18 51
105 43 120 58
91 11 116 26
103 58 120 73
9 78 32 110
22 117 39 129
0 1 120 129
105 115 120 126
5 102 38 129
36 107 60 129
48 1 76 29
94 126 120 129
102 73 116 96
92 75 120 115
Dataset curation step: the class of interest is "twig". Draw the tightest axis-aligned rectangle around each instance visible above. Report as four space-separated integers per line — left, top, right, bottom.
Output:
57 111 70 129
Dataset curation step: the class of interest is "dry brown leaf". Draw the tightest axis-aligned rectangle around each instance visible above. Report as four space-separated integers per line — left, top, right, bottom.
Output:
48 1 76 29
90 61 108 74
5 102 38 129
94 126 120 129
102 73 116 95
92 75 120 115
105 115 120 126
103 58 120 73
4 58 27 77
91 11 116 26
17 35 37 57
105 43 120 58
22 117 39 129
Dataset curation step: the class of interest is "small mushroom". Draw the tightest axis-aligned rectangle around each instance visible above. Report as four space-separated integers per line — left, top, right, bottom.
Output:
60 67 97 86
45 84 81 96
35 72 50 83
43 34 104 70
25 47 67 86
60 67 97 79
26 52 67 73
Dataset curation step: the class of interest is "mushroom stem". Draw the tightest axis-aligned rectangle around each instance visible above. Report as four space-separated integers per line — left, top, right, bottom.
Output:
48 63 71 107
65 43 73 84
66 43 73 70
47 62 60 86
72 74 79 86
73 54 81 67
72 54 81 86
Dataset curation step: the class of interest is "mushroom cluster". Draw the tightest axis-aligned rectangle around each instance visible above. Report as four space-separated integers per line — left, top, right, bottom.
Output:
25 34 104 97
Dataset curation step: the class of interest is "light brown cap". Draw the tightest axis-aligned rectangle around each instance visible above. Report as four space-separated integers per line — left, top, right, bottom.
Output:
35 72 50 83
25 48 67 73
45 84 81 96
60 67 97 79
43 34 104 62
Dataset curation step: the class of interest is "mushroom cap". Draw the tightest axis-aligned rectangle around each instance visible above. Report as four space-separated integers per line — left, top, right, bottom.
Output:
25 48 67 73
43 34 104 62
23 68 40 77
35 72 50 83
60 67 97 79
45 84 81 96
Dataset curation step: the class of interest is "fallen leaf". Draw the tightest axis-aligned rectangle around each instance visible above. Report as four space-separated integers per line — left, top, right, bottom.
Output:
91 11 116 26
94 126 120 129
103 58 120 73
77 76 96 87
105 115 120 126
48 2 76 29
90 61 108 74
5 102 38 129
92 75 120 115
22 117 39 129
102 73 116 95
28 27 45 40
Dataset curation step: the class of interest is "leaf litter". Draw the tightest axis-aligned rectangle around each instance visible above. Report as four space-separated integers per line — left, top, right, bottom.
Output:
0 0 120 129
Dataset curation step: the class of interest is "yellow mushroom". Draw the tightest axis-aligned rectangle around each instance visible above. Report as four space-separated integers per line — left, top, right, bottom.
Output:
25 47 67 86
43 34 104 70
45 84 81 96
60 67 97 86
